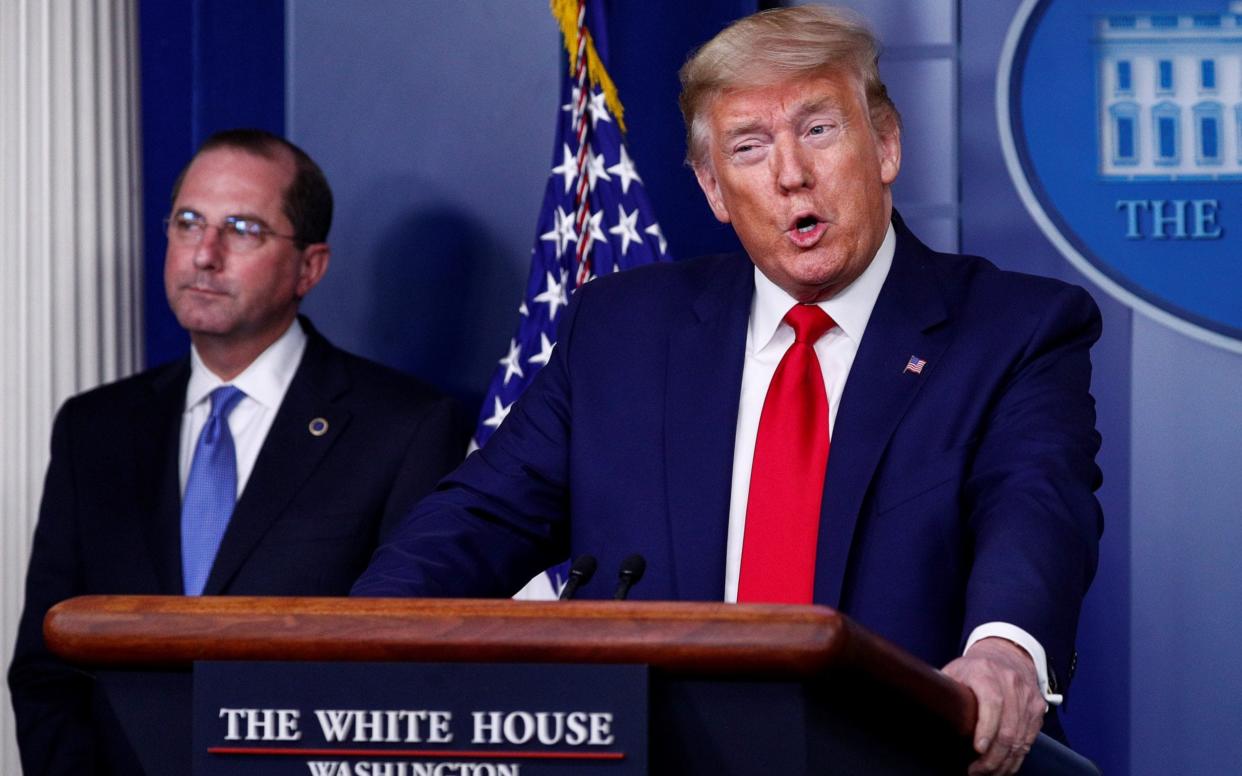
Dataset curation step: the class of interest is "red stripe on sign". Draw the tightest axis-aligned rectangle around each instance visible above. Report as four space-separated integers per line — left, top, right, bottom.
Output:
208 747 625 760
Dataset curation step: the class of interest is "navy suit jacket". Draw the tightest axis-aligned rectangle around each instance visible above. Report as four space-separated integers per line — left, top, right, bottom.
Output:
355 219 1102 699
9 319 468 774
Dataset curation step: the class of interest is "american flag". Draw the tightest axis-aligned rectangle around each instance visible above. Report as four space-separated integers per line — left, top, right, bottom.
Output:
471 0 669 596
903 355 927 375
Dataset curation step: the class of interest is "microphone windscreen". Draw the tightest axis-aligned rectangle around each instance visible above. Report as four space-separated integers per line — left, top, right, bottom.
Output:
619 554 646 583
570 554 598 580
559 554 598 600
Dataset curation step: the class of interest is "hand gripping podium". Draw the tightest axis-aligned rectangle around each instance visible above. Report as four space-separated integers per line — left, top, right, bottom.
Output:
45 596 1097 775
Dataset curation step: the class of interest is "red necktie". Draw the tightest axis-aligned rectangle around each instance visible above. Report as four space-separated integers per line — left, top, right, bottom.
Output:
738 304 834 604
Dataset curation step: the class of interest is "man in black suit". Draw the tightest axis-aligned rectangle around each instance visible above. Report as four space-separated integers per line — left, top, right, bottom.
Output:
8 129 468 774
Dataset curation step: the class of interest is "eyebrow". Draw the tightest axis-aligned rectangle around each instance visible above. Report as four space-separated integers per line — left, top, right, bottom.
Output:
174 207 272 227
718 96 845 140
790 97 843 123
721 119 769 141
224 212 271 226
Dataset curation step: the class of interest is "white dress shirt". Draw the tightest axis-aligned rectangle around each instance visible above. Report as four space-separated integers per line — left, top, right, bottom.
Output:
178 319 308 499
721 225 1060 704
725 224 895 601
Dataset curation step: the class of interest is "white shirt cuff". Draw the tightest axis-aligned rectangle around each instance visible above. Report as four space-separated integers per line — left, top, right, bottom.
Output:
964 622 1064 707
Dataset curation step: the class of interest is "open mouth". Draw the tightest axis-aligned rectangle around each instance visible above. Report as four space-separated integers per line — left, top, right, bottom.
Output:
788 214 826 247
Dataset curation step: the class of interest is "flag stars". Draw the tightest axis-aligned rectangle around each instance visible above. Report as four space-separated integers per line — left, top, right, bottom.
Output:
551 144 577 193
586 149 612 191
587 90 612 128
533 269 569 320
583 209 607 255
644 222 668 255
540 206 577 259
609 204 642 255
481 397 513 430
498 339 524 385
529 333 556 367
561 86 586 127
607 145 642 194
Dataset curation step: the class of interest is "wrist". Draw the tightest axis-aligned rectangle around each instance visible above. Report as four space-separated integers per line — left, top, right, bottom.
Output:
964 622 1063 707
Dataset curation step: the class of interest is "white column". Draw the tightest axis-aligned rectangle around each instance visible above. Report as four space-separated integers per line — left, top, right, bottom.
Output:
0 1 143 770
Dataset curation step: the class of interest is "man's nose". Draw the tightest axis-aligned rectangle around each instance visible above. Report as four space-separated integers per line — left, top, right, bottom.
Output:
774 136 814 192
191 225 226 268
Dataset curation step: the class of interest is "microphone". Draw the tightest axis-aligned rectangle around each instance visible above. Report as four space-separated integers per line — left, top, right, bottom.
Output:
613 554 647 600
559 555 598 600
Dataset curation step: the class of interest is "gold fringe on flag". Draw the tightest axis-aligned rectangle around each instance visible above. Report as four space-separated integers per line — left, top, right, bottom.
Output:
549 0 627 133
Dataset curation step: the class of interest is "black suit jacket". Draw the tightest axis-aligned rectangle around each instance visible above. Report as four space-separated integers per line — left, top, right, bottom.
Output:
9 319 468 774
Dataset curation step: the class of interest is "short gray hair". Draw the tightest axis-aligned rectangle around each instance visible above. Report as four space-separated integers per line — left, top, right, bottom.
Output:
678 5 900 167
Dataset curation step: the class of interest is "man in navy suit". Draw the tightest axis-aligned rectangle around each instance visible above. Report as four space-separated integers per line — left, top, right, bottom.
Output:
354 8 1102 774
9 129 468 774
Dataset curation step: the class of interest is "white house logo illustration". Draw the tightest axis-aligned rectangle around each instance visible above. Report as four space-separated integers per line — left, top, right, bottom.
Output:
1097 8 1242 179
1000 0 1242 352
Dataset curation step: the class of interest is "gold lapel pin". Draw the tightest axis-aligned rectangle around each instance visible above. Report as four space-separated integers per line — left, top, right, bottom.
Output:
308 417 329 437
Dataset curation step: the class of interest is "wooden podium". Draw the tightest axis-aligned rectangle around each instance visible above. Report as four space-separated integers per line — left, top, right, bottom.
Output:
45 595 1097 775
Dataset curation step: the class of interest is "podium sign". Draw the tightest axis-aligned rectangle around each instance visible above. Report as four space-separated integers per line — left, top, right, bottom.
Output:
192 662 647 775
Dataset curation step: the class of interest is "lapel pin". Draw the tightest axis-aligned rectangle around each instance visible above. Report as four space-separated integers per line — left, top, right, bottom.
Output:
308 417 329 437
903 355 927 375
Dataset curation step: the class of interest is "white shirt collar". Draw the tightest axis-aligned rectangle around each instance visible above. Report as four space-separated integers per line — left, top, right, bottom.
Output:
185 318 308 411
749 222 896 351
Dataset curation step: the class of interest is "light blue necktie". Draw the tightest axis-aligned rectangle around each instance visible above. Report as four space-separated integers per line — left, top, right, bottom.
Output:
180 385 246 596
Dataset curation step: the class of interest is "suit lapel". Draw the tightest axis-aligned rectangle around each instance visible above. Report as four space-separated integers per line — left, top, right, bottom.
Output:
664 255 753 601
203 326 353 594
132 360 191 594
814 221 955 607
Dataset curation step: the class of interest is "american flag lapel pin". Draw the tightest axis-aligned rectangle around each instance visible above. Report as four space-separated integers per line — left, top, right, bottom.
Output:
903 355 927 375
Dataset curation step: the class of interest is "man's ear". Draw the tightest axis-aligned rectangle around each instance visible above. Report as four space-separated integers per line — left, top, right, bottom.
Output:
693 162 732 224
876 121 902 186
295 243 330 299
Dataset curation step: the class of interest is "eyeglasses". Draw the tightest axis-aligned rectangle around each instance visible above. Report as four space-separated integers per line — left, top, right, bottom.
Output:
164 209 300 253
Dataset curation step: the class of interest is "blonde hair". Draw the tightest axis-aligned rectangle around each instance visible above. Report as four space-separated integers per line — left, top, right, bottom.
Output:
678 6 900 167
